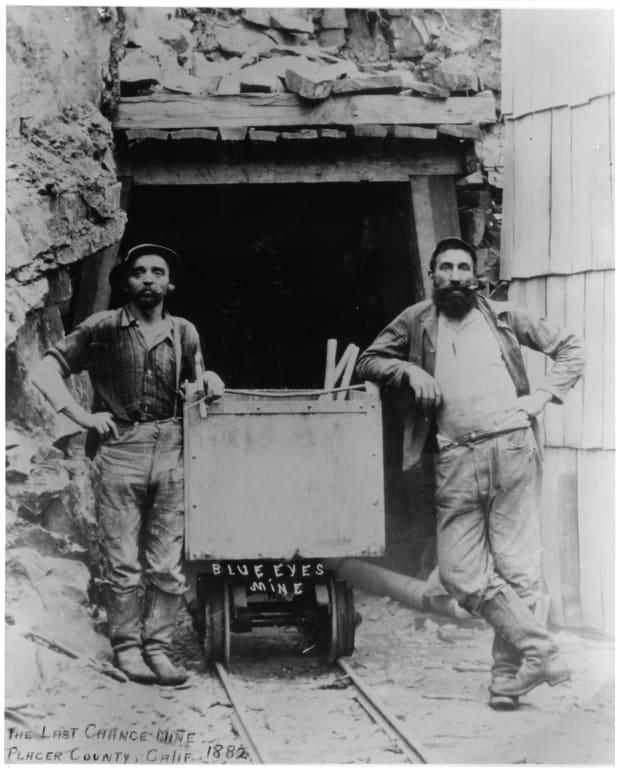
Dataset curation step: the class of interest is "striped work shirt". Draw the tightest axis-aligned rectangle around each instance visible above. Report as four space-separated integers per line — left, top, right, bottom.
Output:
46 307 201 423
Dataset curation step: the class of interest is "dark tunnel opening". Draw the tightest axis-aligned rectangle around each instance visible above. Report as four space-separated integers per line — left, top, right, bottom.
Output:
118 182 416 388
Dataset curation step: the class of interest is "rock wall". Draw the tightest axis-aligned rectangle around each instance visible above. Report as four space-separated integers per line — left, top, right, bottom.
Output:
6 6 126 379
6 9 127 706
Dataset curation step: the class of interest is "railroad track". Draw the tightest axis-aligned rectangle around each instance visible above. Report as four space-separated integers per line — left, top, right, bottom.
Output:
213 657 431 764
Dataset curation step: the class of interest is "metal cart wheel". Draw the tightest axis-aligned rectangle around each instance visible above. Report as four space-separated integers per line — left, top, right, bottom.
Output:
203 579 231 668
325 576 356 663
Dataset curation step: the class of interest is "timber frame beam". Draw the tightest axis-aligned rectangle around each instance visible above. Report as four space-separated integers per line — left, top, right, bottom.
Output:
113 91 496 132
117 144 465 186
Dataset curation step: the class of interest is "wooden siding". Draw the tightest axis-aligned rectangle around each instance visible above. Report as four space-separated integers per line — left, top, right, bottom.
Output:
501 96 614 279
541 447 615 634
509 271 614 452
502 9 614 117
503 9 614 634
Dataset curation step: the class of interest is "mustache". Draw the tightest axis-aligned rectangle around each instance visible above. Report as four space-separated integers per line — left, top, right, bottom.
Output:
434 283 477 296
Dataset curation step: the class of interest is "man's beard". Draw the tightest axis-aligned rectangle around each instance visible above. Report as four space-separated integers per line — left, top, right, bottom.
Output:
134 288 164 309
433 284 477 319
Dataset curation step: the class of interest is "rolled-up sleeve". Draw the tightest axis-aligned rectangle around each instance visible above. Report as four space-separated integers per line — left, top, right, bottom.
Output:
512 306 586 403
44 318 94 377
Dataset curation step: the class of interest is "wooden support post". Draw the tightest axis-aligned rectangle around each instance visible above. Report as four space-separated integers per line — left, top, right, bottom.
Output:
408 175 461 299
71 242 121 326
119 176 133 212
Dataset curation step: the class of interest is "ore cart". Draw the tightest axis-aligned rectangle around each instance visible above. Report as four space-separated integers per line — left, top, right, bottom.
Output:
183 382 385 667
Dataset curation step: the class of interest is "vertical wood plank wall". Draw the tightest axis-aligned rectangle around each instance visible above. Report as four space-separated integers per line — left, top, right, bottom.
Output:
502 10 614 634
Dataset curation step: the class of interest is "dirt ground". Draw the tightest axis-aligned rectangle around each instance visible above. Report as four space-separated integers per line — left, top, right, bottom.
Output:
5 586 614 765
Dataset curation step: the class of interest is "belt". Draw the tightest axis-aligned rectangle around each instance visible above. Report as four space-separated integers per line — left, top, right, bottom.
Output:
115 416 182 428
439 419 531 450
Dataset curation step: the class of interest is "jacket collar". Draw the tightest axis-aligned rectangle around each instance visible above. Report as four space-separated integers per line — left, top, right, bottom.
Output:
419 301 438 351
475 294 513 330
418 293 511 350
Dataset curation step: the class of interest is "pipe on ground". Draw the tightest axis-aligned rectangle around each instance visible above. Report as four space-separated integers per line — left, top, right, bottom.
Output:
331 558 472 621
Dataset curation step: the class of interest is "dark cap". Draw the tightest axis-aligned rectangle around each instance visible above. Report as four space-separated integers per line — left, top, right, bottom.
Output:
109 243 183 287
430 236 477 271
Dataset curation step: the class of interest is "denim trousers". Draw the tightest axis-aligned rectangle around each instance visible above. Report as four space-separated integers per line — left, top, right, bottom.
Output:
435 426 543 614
94 419 185 596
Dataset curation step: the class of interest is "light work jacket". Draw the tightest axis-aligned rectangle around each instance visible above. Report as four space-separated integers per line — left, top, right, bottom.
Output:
355 295 586 470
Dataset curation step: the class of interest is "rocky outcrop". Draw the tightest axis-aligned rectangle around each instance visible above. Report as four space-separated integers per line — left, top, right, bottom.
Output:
6 10 125 708
110 8 501 101
6 104 126 344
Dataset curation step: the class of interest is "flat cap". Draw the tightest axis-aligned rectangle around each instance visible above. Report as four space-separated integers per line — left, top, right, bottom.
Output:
109 243 183 287
431 236 477 265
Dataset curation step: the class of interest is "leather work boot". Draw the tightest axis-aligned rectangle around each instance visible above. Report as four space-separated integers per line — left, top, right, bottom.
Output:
143 587 188 686
488 632 521 711
481 587 571 699
106 589 157 684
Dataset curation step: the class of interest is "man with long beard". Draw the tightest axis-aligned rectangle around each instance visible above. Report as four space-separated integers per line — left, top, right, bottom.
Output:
355 237 585 710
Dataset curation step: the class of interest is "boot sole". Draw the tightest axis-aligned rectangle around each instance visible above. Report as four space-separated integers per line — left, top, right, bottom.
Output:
144 656 188 686
114 667 158 685
114 659 158 684
124 673 158 685
156 678 189 686
490 671 571 698
489 695 519 711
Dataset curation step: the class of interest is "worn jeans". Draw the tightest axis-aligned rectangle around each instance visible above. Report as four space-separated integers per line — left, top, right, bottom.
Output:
435 425 543 615
94 419 185 596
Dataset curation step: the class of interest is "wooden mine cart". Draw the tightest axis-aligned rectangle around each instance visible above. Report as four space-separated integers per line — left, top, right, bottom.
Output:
183 382 385 667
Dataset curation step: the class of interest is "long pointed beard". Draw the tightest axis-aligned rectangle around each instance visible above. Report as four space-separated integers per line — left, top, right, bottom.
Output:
433 285 477 319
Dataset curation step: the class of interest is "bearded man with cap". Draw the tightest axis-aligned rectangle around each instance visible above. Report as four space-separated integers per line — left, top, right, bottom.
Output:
32 244 224 685
356 237 585 710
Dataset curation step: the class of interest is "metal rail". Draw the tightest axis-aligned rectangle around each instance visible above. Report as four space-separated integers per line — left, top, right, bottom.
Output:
214 662 269 764
336 658 430 764
213 657 432 764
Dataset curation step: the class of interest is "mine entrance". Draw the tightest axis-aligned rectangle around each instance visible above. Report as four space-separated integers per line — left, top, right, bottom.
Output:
110 135 465 575
115 179 431 571
119 182 416 387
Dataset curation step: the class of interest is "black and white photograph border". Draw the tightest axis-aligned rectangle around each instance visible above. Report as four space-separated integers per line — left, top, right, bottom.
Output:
4 2 615 766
